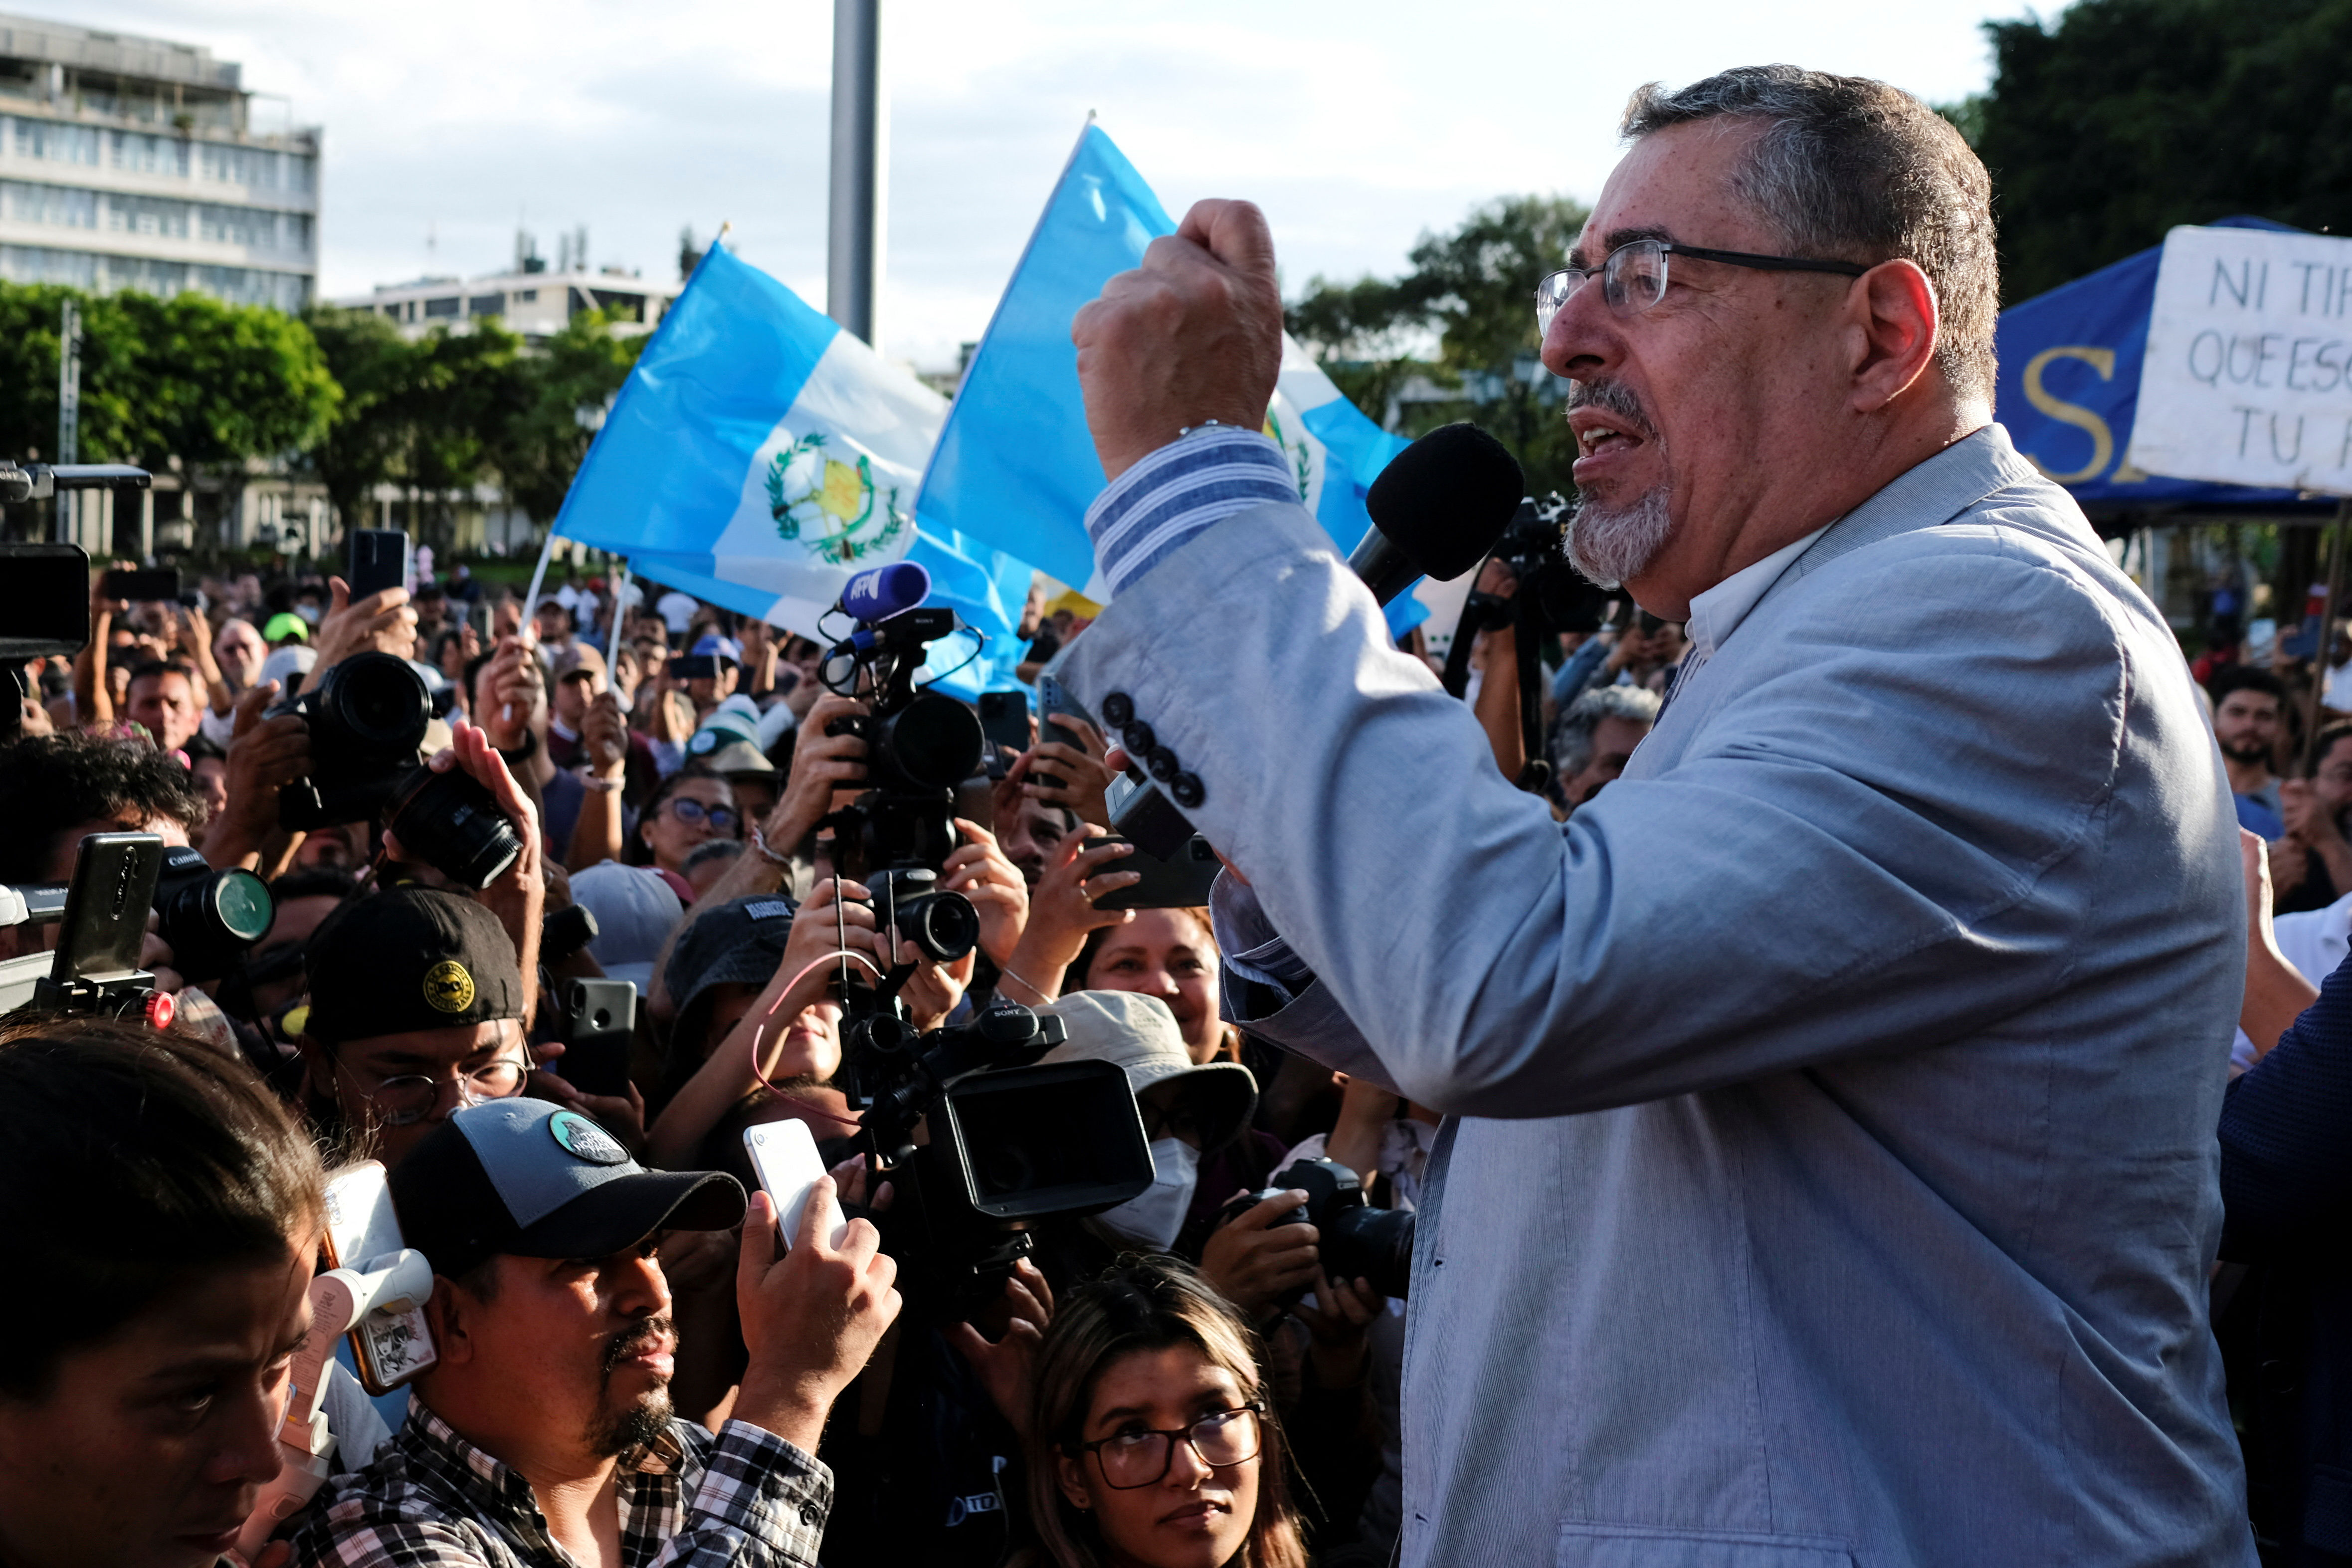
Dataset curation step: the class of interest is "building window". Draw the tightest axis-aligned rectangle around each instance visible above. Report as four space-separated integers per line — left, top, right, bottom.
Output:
589 288 646 323
0 181 98 229
110 131 191 178
12 119 100 166
468 293 503 316
424 296 459 318
197 143 281 191
515 288 537 302
103 192 193 240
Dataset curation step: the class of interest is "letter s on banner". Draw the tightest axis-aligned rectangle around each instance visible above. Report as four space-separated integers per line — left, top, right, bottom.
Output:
2022 346 2117 485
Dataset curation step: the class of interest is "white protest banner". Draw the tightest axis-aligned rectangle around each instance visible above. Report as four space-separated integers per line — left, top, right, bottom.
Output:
2128 224 2352 494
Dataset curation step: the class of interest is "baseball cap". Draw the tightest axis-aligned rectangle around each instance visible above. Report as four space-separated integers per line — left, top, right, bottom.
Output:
552 643 608 685
689 632 743 666
391 1098 745 1280
304 888 525 1046
259 646 317 690
261 612 310 643
568 861 688 990
1039 991 1256 1152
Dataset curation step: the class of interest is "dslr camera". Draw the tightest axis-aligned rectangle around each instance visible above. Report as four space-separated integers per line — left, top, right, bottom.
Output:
267 650 521 888
1221 1157 1417 1301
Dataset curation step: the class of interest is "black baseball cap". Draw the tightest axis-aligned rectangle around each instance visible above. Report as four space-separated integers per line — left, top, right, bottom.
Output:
304 888 525 1046
390 1098 746 1279
663 894 796 1041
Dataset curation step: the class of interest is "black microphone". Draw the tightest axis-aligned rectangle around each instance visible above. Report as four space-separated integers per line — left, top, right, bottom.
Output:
1347 422 1526 605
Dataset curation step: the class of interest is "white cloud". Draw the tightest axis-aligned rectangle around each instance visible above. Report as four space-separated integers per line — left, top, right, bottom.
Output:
73 0 2045 366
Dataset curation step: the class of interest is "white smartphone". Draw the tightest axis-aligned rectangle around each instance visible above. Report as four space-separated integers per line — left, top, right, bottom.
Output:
742 1120 848 1250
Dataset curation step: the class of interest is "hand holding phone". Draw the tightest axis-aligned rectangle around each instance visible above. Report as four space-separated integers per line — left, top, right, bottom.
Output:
744 1120 849 1251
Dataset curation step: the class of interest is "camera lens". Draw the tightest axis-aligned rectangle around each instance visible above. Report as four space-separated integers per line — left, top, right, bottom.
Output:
388 767 523 889
315 651 432 752
150 844 274 983
875 693 984 792
895 890 980 963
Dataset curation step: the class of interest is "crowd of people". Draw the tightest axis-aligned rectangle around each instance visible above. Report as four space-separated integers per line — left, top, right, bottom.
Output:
7 530 2340 1567
0 551 1569 1568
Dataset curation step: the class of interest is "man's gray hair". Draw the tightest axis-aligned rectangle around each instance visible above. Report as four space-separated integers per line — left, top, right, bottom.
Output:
1621 65 1997 405
1552 683 1663 778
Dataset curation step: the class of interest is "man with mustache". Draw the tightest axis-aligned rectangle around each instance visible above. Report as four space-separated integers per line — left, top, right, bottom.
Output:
1060 64 2250 1568
293 1099 898 1567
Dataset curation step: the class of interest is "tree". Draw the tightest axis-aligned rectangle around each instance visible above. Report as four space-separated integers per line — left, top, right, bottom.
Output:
1287 194 1589 497
1965 0 2352 304
301 306 415 537
488 309 647 527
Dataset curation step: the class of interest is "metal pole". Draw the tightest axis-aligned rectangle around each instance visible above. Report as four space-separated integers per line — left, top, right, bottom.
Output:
2305 500 2352 762
826 0 885 348
56 299 79 546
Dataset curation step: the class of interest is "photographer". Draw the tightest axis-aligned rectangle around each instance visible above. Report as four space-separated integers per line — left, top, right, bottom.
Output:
1548 684 1660 814
291 1100 898 1568
0 1012 325 1568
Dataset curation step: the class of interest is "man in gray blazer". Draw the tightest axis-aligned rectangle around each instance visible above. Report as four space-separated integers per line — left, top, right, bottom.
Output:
1054 66 2254 1568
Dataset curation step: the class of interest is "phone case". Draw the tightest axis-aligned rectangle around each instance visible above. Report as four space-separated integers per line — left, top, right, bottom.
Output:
743 1121 845 1251
320 1162 439 1394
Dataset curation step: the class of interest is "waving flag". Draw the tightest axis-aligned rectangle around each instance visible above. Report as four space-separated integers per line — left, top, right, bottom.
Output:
555 244 1025 650
915 123 1424 628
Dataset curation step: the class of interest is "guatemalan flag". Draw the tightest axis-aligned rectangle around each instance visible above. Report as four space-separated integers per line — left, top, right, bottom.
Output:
914 122 1425 630
552 244 1028 663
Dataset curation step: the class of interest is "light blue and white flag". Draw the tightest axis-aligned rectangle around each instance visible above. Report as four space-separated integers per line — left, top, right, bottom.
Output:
555 244 1026 655
915 123 1428 631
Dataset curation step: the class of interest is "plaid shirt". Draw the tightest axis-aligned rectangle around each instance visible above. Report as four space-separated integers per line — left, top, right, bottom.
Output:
289 1397 831 1568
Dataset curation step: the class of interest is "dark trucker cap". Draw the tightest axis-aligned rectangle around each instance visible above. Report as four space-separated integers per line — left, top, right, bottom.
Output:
304 887 524 1046
390 1098 746 1279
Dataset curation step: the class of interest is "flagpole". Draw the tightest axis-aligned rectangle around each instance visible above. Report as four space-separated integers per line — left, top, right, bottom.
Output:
521 526 559 635
608 563 630 668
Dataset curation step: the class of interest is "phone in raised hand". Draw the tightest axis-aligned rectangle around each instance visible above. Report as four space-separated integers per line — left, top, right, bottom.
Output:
743 1119 849 1250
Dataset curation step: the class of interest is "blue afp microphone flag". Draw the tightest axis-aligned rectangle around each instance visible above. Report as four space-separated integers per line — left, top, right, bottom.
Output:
915 122 1427 631
553 244 1029 672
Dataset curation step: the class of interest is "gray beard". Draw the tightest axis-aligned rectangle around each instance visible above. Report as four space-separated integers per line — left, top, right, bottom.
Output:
1567 486 1674 587
587 1385 674 1459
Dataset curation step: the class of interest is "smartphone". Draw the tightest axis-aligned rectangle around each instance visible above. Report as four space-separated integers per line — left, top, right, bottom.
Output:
50 832 162 984
1034 674 1094 791
320 1162 438 1393
0 543 88 664
348 528 411 599
1091 833 1221 911
979 690 1029 780
743 1120 848 1251
669 654 721 681
100 567 180 602
560 978 636 1098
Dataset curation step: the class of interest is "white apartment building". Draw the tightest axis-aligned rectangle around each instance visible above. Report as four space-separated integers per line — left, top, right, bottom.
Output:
344 265 680 342
0 13 317 312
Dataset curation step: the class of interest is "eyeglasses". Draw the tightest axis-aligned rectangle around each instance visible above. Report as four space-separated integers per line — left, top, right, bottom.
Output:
1067 1403 1264 1489
340 1056 529 1127
1535 238 1869 332
667 797 740 833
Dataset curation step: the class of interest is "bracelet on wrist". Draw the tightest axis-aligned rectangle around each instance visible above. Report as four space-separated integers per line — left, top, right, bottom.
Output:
749 822 794 867
582 772 623 793
497 728 541 764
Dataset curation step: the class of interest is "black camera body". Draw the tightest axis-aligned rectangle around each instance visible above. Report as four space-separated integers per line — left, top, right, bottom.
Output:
272 651 433 830
1221 1157 1416 1301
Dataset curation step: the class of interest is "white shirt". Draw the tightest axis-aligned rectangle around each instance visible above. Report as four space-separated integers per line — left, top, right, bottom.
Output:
1683 524 1834 661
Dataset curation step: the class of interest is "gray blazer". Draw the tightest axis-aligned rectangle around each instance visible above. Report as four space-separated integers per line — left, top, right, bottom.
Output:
1057 426 2255 1567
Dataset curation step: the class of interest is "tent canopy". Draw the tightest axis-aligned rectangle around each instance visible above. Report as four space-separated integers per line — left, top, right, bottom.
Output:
1994 215 2326 520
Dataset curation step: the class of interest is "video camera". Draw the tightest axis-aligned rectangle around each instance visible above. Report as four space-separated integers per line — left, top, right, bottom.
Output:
811 563 1155 1301
0 464 153 745
1438 492 1610 796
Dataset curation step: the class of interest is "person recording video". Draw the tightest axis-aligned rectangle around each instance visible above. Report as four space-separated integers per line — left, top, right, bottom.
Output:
0 1013 326 1568
289 1098 897 1568
1061 65 2251 1567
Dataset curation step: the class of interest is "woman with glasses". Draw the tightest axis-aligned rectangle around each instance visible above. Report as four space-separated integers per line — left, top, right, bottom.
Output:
626 763 742 876
1016 1255 1307 1568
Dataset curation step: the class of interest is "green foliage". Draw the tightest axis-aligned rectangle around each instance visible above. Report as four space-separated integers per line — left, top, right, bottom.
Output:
1287 193 1590 497
0 284 337 467
1974 0 2352 303
491 309 647 525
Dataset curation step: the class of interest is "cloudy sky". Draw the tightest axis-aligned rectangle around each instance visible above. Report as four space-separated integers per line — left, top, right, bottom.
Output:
77 0 2051 370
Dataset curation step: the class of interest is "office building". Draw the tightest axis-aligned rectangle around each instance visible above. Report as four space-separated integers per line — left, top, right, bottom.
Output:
0 13 318 311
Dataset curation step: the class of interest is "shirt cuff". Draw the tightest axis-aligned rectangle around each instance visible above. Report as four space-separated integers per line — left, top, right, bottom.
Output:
688 1420 833 1561
1084 427 1297 597
1211 873 1315 1009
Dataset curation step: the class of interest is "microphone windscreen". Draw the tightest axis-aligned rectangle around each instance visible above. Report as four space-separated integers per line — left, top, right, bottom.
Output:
1364 422 1526 583
841 561 931 623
